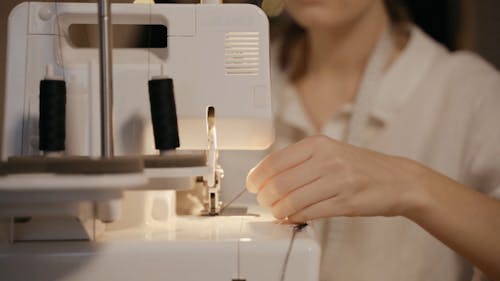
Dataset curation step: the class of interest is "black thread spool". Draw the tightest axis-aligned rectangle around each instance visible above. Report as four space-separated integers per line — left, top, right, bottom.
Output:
148 78 180 152
39 78 66 153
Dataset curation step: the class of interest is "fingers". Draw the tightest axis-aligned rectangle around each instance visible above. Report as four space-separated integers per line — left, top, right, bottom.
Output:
246 136 359 222
246 138 315 193
256 158 321 207
270 177 339 219
287 196 346 223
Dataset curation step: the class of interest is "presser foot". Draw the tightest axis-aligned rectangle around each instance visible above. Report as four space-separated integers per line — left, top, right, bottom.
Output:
201 166 223 216
201 191 222 216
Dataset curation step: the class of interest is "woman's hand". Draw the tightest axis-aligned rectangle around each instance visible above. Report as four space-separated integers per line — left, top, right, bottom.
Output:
248 135 500 280
246 135 428 222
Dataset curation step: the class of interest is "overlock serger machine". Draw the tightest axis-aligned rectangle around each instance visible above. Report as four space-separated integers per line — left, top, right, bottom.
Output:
0 2 320 280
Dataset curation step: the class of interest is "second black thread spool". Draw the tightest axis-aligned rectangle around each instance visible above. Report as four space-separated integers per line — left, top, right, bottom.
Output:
39 77 66 153
148 77 180 152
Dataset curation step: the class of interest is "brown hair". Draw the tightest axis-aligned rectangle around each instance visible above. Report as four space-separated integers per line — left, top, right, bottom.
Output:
276 0 409 81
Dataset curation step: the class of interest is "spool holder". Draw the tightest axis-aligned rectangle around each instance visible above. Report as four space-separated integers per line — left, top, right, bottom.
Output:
98 0 114 158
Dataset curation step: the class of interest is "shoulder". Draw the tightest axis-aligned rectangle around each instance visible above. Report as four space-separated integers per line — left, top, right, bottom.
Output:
435 51 500 117
436 50 500 90
409 26 499 84
408 27 500 108
414 30 500 162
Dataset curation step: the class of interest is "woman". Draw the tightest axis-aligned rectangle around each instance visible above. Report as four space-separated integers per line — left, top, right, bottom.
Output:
245 0 500 280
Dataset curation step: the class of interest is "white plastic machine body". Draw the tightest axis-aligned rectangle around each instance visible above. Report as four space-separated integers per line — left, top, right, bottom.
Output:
0 2 320 281
3 2 274 156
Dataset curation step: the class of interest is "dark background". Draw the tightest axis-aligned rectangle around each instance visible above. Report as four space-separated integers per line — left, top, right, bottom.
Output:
401 0 459 50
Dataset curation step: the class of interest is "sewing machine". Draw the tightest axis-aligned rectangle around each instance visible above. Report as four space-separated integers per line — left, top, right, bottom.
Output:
0 2 319 281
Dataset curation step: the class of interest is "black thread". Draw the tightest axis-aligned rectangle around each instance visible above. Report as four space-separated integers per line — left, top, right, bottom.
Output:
280 223 308 281
220 187 248 214
39 79 66 152
148 78 180 151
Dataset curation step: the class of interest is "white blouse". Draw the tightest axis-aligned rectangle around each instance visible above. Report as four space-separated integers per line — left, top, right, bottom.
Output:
220 26 500 281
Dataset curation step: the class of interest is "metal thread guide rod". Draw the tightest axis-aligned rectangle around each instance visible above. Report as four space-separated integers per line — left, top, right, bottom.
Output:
98 0 114 158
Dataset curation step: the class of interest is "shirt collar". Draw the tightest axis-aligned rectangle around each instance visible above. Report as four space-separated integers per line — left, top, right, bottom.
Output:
369 26 447 124
276 26 446 134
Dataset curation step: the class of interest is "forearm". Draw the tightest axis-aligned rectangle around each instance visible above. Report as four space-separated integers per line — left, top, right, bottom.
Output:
405 164 500 280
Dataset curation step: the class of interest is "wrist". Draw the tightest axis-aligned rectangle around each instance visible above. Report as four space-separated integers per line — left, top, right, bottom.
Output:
395 158 436 221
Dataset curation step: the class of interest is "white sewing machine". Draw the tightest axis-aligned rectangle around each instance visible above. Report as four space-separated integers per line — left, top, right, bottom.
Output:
0 2 319 281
